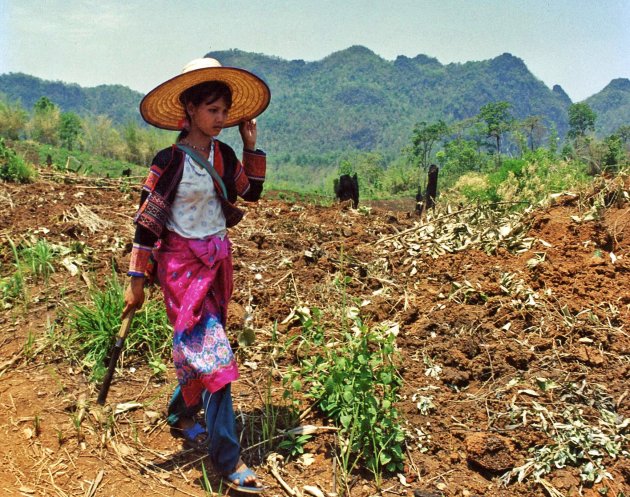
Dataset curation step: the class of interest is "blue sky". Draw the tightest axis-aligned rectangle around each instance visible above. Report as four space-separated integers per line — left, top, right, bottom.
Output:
1 0 629 101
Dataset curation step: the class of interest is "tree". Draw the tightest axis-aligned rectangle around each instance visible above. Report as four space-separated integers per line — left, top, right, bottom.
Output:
410 120 449 170
0 99 28 140
520 115 546 151
567 103 596 139
81 115 127 159
33 96 56 113
353 152 385 195
478 101 514 160
28 96 60 145
615 125 630 145
59 112 83 150
436 139 485 176
602 134 626 169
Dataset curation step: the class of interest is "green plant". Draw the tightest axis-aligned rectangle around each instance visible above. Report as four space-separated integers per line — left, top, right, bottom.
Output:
0 138 35 183
503 400 629 486
201 460 225 496
22 239 55 282
1 238 28 307
68 271 171 381
277 432 312 459
148 357 168 378
298 312 405 479
23 330 36 360
56 428 65 446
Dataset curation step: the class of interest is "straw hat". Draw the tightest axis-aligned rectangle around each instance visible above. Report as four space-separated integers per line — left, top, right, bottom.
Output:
140 57 271 130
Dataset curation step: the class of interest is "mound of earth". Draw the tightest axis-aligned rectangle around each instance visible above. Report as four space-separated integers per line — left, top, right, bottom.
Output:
0 169 628 497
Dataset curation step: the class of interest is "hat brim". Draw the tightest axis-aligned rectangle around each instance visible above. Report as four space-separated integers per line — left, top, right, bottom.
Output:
140 66 270 130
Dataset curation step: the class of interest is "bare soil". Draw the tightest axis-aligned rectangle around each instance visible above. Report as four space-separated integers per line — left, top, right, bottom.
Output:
0 169 628 497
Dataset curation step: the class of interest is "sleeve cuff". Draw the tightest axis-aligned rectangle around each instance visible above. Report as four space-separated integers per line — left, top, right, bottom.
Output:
244 148 266 156
128 243 152 276
242 149 266 181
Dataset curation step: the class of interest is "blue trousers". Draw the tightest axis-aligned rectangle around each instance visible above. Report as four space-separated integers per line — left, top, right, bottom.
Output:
167 383 240 474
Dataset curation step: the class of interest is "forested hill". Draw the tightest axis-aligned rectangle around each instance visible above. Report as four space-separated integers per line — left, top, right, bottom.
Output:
584 78 630 136
213 47 575 155
1 47 628 157
0 73 141 124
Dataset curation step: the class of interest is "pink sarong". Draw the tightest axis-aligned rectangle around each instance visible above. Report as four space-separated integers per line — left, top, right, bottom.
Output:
155 230 239 407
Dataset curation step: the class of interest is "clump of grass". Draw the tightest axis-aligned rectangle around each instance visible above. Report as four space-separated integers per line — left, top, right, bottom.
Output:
1 237 63 308
67 271 171 381
21 239 56 282
0 238 28 308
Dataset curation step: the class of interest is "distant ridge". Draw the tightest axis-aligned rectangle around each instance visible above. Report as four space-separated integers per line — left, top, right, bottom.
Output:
0 72 143 124
584 78 630 136
1 47 628 157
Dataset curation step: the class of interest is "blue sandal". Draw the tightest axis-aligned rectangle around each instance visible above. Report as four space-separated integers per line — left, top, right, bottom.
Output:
224 466 264 494
171 421 208 448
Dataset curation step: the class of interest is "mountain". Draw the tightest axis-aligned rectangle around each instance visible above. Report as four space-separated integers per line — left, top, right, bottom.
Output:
0 72 143 124
584 78 630 136
1 48 628 158
211 48 577 155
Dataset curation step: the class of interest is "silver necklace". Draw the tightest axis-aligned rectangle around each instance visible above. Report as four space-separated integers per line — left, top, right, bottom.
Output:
181 141 210 152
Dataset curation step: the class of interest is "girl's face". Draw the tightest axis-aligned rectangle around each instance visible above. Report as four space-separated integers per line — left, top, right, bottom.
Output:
187 96 230 138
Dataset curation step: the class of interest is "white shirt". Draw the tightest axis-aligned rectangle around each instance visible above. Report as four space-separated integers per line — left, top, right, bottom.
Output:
166 152 226 239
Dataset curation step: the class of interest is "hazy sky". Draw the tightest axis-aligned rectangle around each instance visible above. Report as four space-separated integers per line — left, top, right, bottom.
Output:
1 0 629 102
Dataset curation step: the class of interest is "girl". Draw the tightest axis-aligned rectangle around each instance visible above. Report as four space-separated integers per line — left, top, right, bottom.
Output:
122 57 270 494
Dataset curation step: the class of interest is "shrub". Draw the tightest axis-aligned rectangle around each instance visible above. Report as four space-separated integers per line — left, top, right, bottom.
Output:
284 308 405 479
0 138 35 183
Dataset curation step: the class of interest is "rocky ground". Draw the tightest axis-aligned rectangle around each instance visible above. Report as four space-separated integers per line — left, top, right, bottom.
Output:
0 168 628 497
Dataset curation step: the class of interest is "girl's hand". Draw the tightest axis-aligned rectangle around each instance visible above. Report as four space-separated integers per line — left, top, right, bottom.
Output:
239 119 257 150
122 276 145 318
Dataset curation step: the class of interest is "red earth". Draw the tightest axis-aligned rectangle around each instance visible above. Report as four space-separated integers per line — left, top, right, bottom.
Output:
0 168 628 497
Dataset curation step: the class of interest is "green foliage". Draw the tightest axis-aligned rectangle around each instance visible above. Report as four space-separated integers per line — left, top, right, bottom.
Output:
436 138 488 188
519 115 547 151
59 112 82 150
0 73 143 125
29 97 61 145
80 114 126 159
409 120 449 170
33 96 56 113
478 101 515 157
0 238 64 307
445 149 592 205
68 272 171 381
568 102 597 139
584 78 630 136
38 143 142 177
285 308 405 479
0 97 28 139
0 239 27 308
277 433 313 459
0 138 35 183
0 48 587 160
616 124 630 144
21 239 55 283
602 134 627 170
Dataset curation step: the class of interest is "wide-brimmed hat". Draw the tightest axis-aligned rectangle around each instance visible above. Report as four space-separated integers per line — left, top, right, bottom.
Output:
140 57 271 130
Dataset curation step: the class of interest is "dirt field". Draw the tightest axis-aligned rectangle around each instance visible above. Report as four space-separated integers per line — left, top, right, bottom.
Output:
0 169 628 497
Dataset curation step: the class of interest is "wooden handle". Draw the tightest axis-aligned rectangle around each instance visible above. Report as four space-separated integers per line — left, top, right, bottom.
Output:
96 308 136 405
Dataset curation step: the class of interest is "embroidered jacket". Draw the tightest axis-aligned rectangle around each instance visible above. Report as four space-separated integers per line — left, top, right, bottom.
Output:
128 141 265 277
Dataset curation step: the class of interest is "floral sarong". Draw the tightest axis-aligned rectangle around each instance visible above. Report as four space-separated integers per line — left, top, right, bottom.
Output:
155 230 239 407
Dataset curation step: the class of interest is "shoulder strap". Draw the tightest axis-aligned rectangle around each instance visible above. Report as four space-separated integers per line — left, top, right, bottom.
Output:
176 144 229 199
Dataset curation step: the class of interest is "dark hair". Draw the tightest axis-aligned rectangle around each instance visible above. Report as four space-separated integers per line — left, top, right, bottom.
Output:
177 81 233 141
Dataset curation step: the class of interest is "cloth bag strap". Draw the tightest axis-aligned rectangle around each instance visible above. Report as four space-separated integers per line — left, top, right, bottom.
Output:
176 144 229 199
